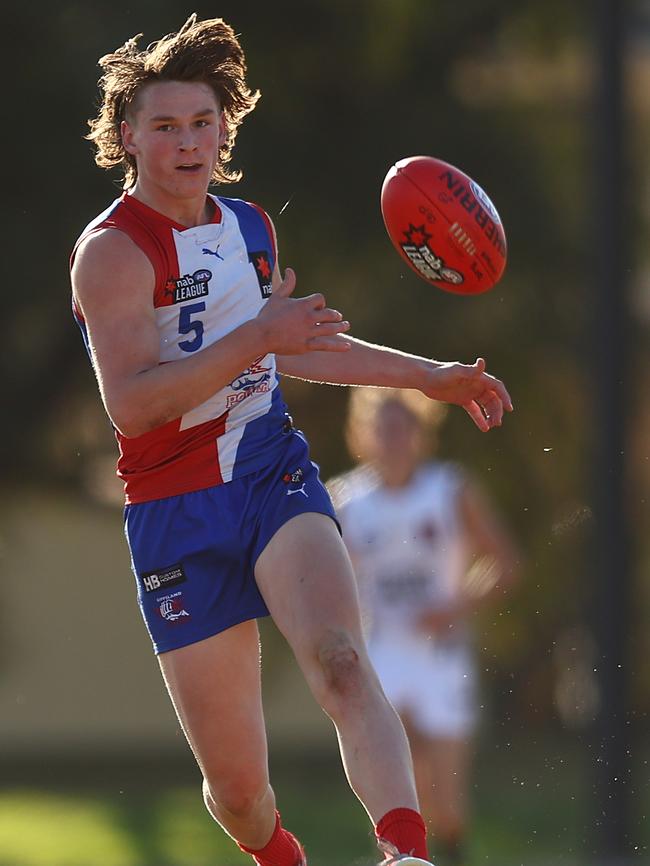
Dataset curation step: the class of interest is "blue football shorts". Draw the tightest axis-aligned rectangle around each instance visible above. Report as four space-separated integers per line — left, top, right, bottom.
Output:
124 429 339 654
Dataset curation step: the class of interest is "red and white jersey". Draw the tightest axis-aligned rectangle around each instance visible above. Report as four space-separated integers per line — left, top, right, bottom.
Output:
72 192 290 504
338 463 469 643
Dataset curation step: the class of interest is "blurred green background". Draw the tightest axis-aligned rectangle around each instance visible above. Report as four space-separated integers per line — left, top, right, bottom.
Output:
2 0 649 864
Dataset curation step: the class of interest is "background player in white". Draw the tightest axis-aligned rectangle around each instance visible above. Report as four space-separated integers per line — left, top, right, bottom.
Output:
334 388 520 866
70 15 513 866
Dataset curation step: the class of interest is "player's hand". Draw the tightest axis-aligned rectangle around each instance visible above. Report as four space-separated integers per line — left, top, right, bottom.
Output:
255 268 351 355
422 357 513 432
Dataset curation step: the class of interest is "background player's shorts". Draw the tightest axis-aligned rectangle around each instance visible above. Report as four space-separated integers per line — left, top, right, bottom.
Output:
368 634 477 738
124 430 338 654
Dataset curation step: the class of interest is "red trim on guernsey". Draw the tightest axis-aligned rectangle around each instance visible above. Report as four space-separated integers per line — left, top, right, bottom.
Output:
70 193 277 505
118 411 228 504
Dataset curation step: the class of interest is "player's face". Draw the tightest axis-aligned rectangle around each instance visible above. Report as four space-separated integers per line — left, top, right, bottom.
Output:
121 80 226 202
370 402 425 478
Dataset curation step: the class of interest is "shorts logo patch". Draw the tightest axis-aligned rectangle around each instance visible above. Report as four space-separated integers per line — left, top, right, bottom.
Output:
249 251 273 298
141 563 187 594
283 467 309 498
157 591 190 623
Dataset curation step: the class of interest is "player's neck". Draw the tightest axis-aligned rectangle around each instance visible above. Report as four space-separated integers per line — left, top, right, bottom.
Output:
129 179 213 228
378 463 418 489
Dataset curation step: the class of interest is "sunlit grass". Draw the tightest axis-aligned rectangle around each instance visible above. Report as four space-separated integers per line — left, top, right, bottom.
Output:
0 737 647 866
0 791 139 866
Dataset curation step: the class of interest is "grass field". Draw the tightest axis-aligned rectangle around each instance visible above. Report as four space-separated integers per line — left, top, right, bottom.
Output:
0 733 647 866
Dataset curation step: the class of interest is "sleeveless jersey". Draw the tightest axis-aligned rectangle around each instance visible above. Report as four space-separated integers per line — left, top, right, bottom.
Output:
338 463 469 644
71 192 290 504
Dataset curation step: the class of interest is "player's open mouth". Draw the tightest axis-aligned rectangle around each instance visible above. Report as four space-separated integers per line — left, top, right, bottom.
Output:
176 163 202 172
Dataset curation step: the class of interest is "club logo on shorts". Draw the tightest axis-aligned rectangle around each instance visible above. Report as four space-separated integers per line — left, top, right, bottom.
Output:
249 251 273 298
157 591 190 623
141 563 187 593
401 224 463 285
283 467 309 498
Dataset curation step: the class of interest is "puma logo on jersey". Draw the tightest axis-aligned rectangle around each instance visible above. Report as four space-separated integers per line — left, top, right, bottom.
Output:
202 245 224 260
286 483 308 498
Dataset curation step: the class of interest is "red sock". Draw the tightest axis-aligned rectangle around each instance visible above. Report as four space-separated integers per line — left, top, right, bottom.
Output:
238 811 305 866
375 807 428 860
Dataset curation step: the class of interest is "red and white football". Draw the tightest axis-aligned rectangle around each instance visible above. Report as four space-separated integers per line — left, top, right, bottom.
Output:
380 155 507 295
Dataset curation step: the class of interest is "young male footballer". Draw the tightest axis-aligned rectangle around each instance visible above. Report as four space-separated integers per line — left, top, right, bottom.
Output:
70 15 512 866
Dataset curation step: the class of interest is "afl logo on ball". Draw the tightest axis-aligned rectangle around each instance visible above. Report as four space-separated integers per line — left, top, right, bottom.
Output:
400 224 463 285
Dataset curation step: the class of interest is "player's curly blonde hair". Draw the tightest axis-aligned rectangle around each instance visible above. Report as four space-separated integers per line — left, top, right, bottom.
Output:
86 14 260 188
345 387 447 463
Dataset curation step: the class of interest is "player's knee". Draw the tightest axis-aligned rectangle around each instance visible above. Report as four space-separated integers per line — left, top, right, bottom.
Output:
315 629 364 703
202 774 268 822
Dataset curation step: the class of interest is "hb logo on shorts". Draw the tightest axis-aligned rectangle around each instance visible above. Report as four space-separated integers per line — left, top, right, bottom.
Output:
141 563 187 593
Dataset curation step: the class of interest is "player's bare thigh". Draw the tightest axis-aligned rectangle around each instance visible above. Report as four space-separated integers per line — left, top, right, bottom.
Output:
254 512 366 653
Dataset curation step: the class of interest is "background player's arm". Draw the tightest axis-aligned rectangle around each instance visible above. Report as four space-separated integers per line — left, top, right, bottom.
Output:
72 230 348 438
418 479 521 633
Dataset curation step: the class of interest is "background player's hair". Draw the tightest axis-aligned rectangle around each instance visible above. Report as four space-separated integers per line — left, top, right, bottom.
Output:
87 14 260 188
345 387 447 463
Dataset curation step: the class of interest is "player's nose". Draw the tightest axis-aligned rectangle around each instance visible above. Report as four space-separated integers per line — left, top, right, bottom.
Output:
178 131 199 151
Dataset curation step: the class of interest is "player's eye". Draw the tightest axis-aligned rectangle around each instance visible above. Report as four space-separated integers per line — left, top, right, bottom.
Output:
156 124 174 132
195 120 209 128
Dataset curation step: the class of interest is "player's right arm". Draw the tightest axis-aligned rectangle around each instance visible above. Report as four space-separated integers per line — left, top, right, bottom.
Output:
72 231 349 438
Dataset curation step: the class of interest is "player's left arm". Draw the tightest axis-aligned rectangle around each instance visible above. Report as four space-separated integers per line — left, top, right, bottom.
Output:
458 479 522 601
277 338 512 432
268 216 512 431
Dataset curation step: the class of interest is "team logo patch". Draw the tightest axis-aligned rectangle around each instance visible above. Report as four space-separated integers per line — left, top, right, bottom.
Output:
157 591 190 623
164 269 212 304
140 563 187 594
283 467 304 484
249 251 273 298
283 467 309 498
400 224 463 285
226 355 272 408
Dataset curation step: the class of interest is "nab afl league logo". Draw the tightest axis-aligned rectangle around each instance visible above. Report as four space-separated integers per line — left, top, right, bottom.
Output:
164 269 213 304
400 224 463 285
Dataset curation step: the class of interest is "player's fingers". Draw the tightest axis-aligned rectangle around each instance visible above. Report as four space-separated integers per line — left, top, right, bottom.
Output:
464 401 490 432
480 390 504 426
273 267 296 298
473 360 512 412
485 377 513 412
311 306 344 324
312 320 350 336
307 334 352 352
304 291 326 310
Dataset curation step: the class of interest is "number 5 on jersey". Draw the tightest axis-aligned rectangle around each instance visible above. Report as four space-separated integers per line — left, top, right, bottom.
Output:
178 302 206 352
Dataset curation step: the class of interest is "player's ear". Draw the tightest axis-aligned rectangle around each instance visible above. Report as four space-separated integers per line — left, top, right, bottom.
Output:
121 120 138 155
217 112 227 148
